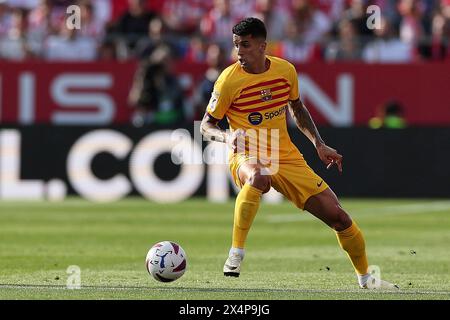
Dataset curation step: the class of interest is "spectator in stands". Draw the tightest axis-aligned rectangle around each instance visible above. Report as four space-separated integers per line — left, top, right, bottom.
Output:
325 18 363 61
27 0 66 57
28 0 61 30
78 0 105 40
443 0 450 18
97 39 117 61
128 44 185 127
341 0 374 44
311 0 345 25
273 0 332 63
192 43 227 121
161 0 210 36
113 0 156 52
431 0 450 60
418 3 449 61
371 0 402 24
369 100 408 129
44 19 97 61
6 0 38 9
86 0 111 29
252 0 289 41
0 7 36 60
273 22 316 63
200 0 238 52
0 0 12 37
183 34 207 63
134 16 180 60
397 0 425 45
133 15 163 58
0 0 447 64
290 0 332 45
229 0 254 20
362 16 414 62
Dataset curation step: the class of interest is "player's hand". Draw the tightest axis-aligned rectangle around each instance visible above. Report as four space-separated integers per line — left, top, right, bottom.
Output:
227 129 246 152
316 144 343 173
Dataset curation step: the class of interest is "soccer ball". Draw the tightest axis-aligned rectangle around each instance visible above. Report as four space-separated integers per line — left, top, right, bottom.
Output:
145 241 187 282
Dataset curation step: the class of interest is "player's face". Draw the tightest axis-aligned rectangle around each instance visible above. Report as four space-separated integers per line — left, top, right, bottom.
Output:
232 34 266 71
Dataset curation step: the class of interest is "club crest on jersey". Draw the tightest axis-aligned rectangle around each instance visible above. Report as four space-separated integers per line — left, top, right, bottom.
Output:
260 89 272 102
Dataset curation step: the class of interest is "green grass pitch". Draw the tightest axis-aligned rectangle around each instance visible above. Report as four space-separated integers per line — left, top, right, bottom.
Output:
0 198 449 300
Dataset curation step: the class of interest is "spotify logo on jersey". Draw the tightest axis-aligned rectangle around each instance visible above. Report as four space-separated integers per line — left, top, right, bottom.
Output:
248 112 263 125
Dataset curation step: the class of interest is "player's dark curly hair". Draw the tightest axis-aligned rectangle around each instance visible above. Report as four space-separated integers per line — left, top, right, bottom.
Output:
232 17 267 39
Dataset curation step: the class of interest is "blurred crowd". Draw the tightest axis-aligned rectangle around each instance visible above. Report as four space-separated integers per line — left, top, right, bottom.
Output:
0 0 448 126
0 0 449 63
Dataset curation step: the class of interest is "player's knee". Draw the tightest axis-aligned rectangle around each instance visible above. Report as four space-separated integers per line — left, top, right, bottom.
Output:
247 168 271 193
331 206 352 231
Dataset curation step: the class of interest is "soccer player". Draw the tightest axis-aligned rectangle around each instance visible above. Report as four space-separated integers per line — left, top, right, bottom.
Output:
200 17 398 289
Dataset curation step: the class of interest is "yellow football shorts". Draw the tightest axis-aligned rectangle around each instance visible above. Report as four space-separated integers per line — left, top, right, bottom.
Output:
229 153 329 210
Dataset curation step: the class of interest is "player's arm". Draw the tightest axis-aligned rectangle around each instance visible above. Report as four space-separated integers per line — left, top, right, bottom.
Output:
288 98 343 172
200 113 245 151
288 98 324 148
200 113 228 143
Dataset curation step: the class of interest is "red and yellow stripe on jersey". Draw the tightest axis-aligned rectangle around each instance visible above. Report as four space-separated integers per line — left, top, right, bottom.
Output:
206 55 304 163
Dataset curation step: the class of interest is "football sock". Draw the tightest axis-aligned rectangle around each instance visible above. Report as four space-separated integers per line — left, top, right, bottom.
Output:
335 221 369 276
229 247 245 258
357 273 371 287
232 183 263 249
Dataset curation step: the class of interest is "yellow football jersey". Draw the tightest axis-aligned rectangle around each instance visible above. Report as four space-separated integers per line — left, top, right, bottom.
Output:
206 55 304 163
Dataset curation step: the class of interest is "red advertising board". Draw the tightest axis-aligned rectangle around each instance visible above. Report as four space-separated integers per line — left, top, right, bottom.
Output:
295 62 450 127
0 61 449 126
0 62 137 125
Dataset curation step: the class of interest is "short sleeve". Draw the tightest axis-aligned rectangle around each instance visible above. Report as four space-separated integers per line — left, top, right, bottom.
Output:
206 75 232 120
288 63 300 101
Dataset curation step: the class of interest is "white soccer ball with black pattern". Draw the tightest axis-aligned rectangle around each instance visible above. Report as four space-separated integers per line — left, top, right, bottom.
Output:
145 241 187 282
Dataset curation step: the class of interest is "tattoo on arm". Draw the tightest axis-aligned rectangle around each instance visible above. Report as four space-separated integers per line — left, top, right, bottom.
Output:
200 113 228 143
288 99 324 148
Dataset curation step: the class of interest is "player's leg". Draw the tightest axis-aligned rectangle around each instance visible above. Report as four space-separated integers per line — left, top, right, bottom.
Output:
224 161 271 277
304 188 398 289
233 161 271 248
304 188 367 273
